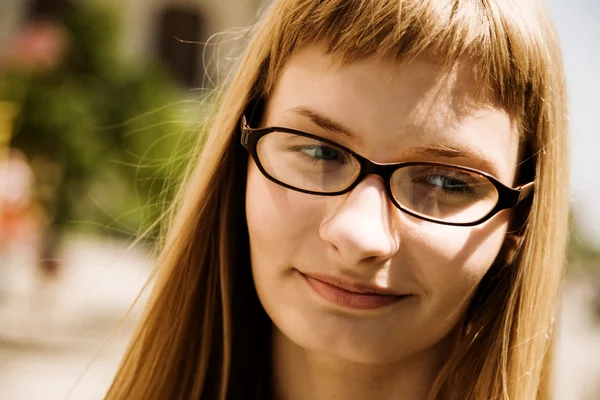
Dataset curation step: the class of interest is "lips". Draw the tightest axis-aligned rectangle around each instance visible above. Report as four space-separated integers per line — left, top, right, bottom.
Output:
301 272 410 310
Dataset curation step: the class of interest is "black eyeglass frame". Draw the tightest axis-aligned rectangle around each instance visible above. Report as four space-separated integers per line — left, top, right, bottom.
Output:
240 116 534 227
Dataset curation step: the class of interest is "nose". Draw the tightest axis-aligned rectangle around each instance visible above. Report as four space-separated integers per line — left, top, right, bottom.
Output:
319 175 400 266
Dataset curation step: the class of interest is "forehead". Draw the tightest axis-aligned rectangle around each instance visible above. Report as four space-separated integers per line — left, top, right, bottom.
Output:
263 45 521 182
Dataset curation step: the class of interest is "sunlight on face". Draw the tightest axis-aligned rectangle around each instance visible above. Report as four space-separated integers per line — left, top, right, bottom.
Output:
245 45 520 364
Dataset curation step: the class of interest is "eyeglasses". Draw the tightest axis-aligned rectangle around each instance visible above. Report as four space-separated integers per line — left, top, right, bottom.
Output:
240 116 534 227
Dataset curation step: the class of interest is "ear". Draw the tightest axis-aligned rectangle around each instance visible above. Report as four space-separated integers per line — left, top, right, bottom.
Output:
498 232 523 266
501 178 532 266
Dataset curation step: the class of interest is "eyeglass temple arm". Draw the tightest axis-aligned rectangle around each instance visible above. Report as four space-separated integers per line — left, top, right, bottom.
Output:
517 181 535 203
240 115 252 145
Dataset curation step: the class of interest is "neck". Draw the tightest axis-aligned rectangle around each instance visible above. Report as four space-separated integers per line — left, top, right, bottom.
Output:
271 327 457 400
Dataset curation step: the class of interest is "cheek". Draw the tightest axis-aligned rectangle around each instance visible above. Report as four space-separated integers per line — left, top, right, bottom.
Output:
246 161 287 243
246 161 331 342
408 214 510 312
245 161 323 269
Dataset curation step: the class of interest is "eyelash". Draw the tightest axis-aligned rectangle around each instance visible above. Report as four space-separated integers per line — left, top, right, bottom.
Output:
290 144 348 164
413 174 479 197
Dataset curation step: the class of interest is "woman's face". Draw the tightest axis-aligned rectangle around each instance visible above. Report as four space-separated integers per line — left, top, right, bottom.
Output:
246 46 520 364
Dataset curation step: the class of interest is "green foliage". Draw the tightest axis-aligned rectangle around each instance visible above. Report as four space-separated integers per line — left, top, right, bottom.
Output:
1 2 198 240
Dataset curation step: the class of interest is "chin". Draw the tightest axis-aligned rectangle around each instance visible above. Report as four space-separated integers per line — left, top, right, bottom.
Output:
274 306 426 365
313 329 423 364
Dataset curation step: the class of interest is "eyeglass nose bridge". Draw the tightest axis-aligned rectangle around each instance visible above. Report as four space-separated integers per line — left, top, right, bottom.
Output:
357 157 399 179
344 156 405 208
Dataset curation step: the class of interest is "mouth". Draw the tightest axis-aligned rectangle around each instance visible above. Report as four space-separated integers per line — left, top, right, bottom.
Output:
300 272 411 310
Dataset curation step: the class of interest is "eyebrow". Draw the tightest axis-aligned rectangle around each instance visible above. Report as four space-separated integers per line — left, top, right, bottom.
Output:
283 106 500 177
285 106 360 143
412 143 501 177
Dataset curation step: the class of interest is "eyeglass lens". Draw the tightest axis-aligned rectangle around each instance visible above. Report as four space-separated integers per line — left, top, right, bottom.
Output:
256 130 499 224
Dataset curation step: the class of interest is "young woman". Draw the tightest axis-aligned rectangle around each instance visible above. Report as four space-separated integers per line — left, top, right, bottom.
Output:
107 0 569 399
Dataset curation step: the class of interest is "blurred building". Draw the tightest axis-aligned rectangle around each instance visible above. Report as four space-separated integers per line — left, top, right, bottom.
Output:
0 0 264 87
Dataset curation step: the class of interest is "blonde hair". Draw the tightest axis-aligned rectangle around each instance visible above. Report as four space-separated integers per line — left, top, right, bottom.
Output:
106 1 569 399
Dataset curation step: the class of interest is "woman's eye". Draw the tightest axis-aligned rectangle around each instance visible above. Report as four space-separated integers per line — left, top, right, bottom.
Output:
424 175 471 192
411 172 480 198
301 145 343 161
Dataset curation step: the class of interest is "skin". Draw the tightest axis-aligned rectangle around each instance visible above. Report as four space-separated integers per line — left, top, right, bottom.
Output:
245 45 520 400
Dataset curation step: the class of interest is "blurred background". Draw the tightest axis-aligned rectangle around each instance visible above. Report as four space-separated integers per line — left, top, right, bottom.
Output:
0 0 598 399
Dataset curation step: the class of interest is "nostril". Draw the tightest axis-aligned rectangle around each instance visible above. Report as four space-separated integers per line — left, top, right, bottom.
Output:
363 255 383 265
